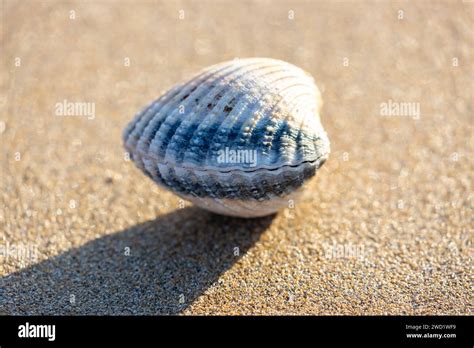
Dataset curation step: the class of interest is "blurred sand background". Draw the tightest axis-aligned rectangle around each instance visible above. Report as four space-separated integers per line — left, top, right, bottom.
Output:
0 0 472 315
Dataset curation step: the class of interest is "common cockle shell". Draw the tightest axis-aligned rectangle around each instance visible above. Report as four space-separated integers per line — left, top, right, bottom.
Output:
123 58 330 218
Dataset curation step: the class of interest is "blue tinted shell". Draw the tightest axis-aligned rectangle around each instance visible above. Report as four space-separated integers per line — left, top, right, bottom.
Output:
123 58 329 217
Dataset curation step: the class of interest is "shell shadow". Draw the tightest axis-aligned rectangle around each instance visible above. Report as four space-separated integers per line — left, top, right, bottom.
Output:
0 207 275 315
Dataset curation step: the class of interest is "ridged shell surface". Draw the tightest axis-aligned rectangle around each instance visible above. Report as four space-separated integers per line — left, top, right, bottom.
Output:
123 58 330 218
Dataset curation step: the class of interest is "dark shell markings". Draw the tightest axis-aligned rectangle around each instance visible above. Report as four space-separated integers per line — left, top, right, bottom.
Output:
123 58 330 218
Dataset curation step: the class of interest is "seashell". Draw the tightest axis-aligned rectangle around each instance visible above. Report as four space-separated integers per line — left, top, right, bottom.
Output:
123 58 330 218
